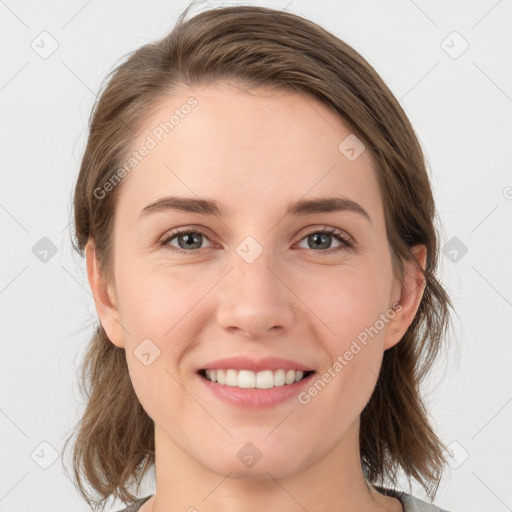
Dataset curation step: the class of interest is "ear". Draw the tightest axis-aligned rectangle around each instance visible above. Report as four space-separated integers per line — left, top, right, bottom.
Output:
85 239 125 348
383 244 427 350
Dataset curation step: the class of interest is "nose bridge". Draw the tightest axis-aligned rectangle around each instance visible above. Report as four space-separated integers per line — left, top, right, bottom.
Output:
234 240 277 293
215 236 295 337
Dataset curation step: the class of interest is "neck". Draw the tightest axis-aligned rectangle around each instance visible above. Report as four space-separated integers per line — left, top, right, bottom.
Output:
143 419 401 512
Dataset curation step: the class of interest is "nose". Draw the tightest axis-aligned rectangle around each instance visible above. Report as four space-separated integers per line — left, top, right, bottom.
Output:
216 249 296 340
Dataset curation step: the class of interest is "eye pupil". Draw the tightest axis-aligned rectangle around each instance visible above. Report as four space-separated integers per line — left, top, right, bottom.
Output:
309 233 331 250
179 232 202 250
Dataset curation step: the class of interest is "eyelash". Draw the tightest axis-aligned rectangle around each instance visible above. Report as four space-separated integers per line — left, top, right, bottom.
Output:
159 226 354 256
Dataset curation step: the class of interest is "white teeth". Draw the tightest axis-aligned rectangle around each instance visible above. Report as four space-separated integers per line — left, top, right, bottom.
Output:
286 369 295 385
274 369 286 386
203 368 309 388
225 369 238 386
238 369 256 388
256 370 274 389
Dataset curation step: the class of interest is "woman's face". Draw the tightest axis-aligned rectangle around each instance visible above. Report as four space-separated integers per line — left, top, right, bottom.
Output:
87 81 423 480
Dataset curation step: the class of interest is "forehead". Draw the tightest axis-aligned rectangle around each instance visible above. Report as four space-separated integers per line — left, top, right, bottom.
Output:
117 81 383 222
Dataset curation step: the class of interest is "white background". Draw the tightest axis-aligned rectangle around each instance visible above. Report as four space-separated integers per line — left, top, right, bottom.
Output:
1 1 511 511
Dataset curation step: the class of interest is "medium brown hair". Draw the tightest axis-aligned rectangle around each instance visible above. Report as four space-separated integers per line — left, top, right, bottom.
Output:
63 2 452 509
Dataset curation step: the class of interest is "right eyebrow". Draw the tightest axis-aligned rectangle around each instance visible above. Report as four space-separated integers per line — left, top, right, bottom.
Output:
139 196 226 219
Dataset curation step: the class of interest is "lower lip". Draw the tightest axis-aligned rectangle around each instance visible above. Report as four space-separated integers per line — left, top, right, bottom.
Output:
197 372 315 409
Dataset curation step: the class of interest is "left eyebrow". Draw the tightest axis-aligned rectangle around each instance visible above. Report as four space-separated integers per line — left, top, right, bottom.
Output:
285 197 371 223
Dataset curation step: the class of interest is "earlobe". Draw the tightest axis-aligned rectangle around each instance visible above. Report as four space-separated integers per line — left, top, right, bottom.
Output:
85 239 126 348
384 244 427 350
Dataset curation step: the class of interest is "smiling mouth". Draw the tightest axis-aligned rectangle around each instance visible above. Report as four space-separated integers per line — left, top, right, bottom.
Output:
197 368 315 389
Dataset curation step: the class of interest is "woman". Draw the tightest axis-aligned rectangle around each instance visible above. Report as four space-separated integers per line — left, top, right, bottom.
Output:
63 3 454 511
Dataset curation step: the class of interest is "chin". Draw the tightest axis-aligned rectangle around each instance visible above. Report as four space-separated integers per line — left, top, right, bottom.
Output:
200 443 308 481
210 461 297 481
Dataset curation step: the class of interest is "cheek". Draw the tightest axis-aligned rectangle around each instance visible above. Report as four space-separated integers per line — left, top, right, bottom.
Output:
301 265 393 398
115 257 208 341
118 265 203 418
112 259 204 403
303 262 394 340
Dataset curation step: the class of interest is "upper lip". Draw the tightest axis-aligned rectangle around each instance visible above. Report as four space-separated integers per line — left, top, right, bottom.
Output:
200 356 315 373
